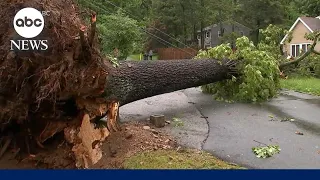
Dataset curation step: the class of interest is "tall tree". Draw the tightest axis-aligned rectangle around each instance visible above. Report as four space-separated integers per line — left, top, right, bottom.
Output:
297 0 320 17
237 0 287 44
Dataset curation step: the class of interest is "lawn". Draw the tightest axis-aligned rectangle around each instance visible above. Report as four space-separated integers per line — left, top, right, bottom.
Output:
280 77 320 96
128 53 159 61
124 149 243 169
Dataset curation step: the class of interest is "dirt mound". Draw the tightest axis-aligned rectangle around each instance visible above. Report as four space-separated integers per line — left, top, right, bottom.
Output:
0 121 177 169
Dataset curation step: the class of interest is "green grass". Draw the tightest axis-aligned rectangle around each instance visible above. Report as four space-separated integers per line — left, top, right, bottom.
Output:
280 77 320 96
127 53 158 61
127 54 142 61
124 149 244 169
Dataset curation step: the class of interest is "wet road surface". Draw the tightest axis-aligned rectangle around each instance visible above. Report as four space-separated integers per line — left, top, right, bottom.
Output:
120 88 320 169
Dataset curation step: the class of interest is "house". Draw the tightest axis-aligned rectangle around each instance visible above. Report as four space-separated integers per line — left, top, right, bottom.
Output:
280 16 320 57
197 21 251 49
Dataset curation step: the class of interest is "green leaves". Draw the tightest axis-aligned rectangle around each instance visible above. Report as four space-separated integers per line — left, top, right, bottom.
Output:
297 0 320 17
97 12 142 60
106 55 120 68
252 145 281 158
172 118 184 127
196 36 280 102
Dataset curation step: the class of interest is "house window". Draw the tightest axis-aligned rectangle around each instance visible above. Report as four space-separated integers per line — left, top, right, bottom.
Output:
240 31 244 36
218 28 225 37
291 43 311 57
206 31 211 38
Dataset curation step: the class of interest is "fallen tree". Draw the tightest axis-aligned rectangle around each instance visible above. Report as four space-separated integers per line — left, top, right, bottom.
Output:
0 0 238 168
279 32 320 70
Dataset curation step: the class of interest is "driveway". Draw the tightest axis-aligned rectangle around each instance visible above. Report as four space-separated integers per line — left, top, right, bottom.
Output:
120 88 320 169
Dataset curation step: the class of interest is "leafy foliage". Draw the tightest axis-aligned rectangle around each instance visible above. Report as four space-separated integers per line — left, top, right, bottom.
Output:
97 12 142 60
296 0 320 17
294 55 320 77
196 37 280 102
252 145 281 158
258 24 287 59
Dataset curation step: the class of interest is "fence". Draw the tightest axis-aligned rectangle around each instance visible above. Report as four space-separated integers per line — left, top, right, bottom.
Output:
156 48 198 60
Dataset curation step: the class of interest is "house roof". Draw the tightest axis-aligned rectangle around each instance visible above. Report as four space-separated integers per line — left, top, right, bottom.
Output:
280 16 320 44
300 17 320 31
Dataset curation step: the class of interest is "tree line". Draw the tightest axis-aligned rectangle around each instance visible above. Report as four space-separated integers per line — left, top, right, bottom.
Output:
76 0 320 58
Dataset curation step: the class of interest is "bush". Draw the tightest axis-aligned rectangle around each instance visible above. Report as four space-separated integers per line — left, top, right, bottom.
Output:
294 54 320 77
195 37 280 102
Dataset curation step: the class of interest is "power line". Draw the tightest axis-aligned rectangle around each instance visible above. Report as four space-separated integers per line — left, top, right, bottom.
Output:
103 0 193 49
84 1 196 57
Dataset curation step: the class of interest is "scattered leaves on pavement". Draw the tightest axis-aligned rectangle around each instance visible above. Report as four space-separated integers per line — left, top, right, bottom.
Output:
268 115 295 122
252 145 281 158
172 118 184 127
281 117 295 122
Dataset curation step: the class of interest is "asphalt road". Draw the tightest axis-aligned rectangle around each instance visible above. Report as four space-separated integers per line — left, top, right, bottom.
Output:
120 88 320 169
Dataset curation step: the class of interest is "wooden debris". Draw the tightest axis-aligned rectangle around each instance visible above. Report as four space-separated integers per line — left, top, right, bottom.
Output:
107 101 121 132
64 114 110 169
0 138 11 160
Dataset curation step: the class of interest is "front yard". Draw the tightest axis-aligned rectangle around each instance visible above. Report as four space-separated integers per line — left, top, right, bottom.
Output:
280 77 320 96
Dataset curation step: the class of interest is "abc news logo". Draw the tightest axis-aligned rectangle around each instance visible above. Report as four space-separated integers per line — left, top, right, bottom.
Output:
10 8 50 51
16 17 43 28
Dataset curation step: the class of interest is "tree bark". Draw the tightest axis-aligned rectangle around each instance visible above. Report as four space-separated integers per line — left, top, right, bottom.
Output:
102 59 233 106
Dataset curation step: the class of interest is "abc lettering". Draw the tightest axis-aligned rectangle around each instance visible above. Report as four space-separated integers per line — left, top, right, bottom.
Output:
16 17 42 27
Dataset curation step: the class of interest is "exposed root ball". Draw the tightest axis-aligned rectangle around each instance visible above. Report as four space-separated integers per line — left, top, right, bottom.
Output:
0 0 114 164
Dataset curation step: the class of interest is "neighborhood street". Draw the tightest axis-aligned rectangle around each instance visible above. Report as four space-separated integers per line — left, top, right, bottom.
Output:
120 88 320 169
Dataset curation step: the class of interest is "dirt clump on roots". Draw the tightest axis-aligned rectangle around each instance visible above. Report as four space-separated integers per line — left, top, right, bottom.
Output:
0 0 115 167
0 121 177 169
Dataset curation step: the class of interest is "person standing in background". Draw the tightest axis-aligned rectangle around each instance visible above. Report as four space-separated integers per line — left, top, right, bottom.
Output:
143 51 148 60
149 49 153 60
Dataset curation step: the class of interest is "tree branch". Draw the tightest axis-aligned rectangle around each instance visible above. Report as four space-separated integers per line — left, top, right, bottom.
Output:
89 13 96 47
279 32 320 70
79 25 91 62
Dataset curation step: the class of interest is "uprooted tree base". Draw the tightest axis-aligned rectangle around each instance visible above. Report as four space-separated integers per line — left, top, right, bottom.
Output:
0 0 236 168
0 121 177 169
0 0 123 168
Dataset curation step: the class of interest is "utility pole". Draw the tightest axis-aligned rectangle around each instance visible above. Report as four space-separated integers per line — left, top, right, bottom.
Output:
200 0 205 49
231 0 237 50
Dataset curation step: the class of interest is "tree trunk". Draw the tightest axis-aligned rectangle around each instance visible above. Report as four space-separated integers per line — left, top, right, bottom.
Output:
103 59 232 106
193 24 197 45
255 19 261 45
200 0 205 49
200 22 204 49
